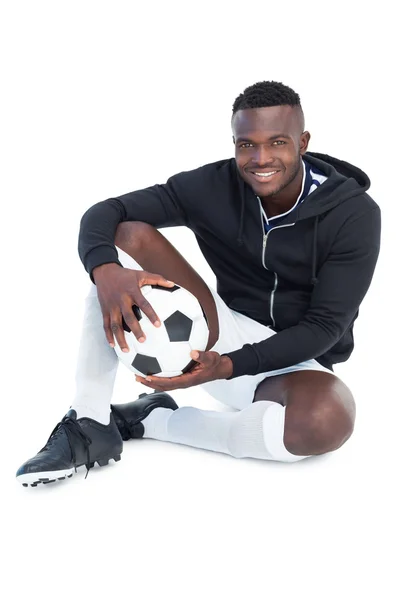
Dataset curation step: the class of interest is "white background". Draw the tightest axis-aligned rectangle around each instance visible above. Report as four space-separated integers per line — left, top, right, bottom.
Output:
1 1 398 598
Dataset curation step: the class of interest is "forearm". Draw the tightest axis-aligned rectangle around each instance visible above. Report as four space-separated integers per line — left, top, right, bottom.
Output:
78 179 188 282
223 319 338 379
78 199 127 282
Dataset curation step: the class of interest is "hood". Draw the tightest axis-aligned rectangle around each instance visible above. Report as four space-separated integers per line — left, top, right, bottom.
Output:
295 151 371 218
234 151 371 286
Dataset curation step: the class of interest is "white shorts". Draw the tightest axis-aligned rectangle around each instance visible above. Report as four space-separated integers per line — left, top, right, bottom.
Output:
201 287 332 410
116 247 332 411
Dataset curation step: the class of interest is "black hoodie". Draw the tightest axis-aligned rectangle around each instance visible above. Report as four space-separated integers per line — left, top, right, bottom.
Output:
78 151 381 379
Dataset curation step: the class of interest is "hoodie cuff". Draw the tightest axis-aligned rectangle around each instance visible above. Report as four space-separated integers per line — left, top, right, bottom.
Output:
221 344 260 379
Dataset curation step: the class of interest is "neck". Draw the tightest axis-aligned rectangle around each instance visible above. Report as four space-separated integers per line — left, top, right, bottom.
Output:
260 161 304 217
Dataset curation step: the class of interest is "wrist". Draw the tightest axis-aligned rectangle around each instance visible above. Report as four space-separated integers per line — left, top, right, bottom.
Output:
219 355 233 379
92 262 121 283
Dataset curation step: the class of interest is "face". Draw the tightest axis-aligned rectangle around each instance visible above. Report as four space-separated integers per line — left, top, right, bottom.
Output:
232 105 310 200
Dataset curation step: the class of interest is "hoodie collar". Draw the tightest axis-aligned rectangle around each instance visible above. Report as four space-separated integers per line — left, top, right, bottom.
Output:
234 151 371 286
235 150 371 240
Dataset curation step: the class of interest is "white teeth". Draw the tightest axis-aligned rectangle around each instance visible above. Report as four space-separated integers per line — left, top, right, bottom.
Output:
254 171 277 177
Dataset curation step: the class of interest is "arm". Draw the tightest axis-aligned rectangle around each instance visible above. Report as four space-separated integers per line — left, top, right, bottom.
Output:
224 206 381 379
78 174 188 282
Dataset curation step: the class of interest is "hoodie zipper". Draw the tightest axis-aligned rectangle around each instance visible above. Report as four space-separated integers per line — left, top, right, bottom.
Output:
258 200 295 328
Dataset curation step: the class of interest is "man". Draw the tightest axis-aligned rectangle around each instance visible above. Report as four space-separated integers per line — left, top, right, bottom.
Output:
16 80 381 487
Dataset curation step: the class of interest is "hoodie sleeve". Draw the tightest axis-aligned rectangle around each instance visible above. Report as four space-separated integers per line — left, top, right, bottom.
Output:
223 206 381 378
78 175 189 282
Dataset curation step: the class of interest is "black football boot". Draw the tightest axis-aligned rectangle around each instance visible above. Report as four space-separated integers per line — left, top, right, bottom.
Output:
111 391 179 441
16 409 123 487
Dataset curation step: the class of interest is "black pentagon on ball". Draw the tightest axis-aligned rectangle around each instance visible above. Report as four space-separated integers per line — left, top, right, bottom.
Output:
151 284 208 326
150 284 181 292
122 305 142 333
132 354 161 376
164 310 193 342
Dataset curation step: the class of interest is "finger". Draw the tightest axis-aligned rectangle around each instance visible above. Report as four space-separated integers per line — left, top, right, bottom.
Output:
143 372 194 390
121 303 146 342
135 375 168 392
140 271 176 288
190 350 209 364
138 272 176 326
102 314 115 347
135 374 154 384
140 380 176 392
135 293 162 328
109 308 130 352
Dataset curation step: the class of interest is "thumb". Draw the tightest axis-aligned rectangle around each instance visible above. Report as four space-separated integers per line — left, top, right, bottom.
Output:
190 350 207 363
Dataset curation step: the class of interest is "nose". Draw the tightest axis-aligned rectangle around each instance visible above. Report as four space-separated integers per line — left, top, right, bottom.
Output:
252 144 275 167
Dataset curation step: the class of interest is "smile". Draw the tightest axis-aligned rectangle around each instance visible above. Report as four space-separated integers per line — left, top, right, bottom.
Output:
250 170 279 182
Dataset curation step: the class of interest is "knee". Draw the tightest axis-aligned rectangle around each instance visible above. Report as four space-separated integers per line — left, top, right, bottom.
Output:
284 391 356 456
311 393 356 452
115 221 156 252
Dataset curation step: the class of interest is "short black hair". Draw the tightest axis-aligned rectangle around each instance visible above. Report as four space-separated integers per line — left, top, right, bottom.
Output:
232 80 301 114
232 80 304 130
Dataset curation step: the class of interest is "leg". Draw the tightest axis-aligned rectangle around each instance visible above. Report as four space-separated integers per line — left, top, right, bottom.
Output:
253 370 356 455
72 282 120 424
140 370 355 462
72 222 220 424
115 221 219 349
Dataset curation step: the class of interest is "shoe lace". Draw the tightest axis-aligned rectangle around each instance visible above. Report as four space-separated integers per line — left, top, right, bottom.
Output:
42 415 93 479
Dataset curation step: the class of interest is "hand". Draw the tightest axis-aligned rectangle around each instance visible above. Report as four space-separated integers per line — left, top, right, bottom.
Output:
92 263 176 352
135 350 233 391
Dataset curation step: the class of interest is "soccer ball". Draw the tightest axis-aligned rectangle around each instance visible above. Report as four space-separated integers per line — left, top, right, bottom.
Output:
114 284 209 377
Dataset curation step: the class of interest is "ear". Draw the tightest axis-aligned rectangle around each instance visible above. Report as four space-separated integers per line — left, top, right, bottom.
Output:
300 131 311 154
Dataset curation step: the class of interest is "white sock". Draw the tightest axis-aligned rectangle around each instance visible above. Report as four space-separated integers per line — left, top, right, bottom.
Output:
71 286 119 425
142 407 175 440
142 401 308 462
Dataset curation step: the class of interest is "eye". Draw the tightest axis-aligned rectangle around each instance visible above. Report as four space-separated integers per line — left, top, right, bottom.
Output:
239 140 286 148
